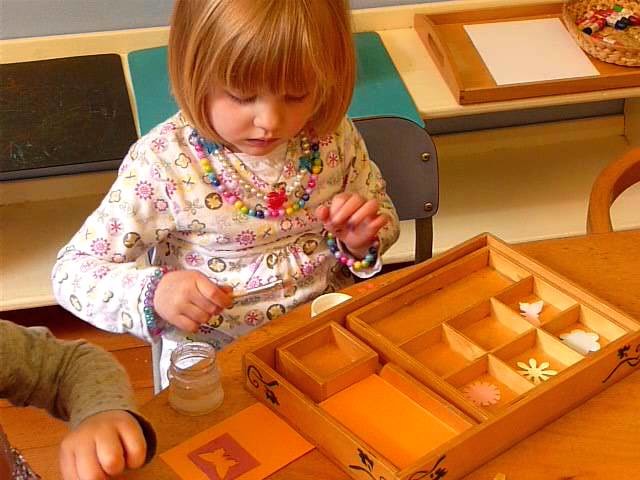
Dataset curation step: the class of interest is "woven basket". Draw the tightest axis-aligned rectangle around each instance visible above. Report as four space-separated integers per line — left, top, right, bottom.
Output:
562 0 640 66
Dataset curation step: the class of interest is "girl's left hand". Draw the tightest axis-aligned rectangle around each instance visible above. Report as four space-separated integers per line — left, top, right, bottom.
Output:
315 193 388 259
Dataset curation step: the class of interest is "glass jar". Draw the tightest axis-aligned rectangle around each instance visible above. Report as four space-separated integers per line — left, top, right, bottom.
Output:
168 342 224 416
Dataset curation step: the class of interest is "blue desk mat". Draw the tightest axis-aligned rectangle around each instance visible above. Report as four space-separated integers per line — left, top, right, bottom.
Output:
128 31 423 136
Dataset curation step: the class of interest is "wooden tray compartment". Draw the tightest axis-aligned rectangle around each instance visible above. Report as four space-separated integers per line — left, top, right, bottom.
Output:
399 324 485 377
542 304 629 354
447 355 534 414
446 298 534 351
493 329 584 383
350 247 530 345
495 275 578 326
276 321 378 402
320 364 474 470
413 3 640 104
244 234 640 480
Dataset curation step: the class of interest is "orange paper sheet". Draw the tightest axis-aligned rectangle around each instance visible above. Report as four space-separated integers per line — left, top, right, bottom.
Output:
161 403 314 480
321 374 459 469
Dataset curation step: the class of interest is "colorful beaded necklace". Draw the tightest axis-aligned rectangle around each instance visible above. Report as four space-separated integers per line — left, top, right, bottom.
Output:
190 130 322 220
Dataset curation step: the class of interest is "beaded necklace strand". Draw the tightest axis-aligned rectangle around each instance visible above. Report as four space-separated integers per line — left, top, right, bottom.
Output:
190 130 322 220
189 129 379 271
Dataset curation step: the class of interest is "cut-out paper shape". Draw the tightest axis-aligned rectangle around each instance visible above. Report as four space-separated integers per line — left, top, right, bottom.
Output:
517 358 558 384
462 381 501 406
519 300 544 325
560 329 601 355
197 448 240 479
161 403 313 480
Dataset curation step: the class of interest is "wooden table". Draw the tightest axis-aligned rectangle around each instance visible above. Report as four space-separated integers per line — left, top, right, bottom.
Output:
129 231 640 479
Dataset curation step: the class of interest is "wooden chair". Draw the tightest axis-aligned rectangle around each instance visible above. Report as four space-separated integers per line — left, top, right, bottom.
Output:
587 147 640 233
353 116 439 263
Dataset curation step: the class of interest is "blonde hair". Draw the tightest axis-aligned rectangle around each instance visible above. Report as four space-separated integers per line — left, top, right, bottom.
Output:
169 0 355 142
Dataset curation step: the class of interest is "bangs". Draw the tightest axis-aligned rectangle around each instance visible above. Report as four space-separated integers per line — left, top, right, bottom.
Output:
170 0 355 140
211 1 331 99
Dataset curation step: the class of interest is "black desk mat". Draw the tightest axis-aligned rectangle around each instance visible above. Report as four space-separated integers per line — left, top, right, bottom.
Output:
0 54 137 180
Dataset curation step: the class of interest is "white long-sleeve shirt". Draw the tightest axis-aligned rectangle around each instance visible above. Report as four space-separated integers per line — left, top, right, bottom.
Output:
52 113 399 385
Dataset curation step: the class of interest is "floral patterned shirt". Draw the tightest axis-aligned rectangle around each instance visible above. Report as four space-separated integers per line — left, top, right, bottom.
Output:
52 113 399 382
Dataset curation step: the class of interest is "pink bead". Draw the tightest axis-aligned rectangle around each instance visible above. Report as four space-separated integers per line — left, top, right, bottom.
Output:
278 208 285 216
305 188 313 194
311 174 318 181
269 209 278 217
340 255 349 265
225 195 237 204
347 259 355 267
308 181 316 188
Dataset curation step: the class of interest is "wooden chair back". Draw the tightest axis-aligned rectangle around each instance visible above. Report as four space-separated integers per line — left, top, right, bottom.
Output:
587 148 640 233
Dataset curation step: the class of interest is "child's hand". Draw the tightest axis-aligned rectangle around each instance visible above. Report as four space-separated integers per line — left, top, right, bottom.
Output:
59 410 146 479
315 193 388 259
154 270 233 333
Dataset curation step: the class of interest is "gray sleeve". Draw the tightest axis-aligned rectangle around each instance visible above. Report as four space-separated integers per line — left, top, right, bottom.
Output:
0 320 156 461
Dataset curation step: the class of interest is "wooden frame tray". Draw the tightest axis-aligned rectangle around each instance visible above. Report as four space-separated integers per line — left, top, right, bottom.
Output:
414 3 640 105
244 234 640 479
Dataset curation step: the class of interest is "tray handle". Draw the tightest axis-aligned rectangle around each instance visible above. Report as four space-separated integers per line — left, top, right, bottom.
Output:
414 14 463 99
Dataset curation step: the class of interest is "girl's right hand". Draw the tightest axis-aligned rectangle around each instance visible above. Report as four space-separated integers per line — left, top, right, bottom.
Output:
153 271 233 333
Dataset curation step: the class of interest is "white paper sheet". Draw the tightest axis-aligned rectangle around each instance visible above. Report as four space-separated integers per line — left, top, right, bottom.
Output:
464 18 600 85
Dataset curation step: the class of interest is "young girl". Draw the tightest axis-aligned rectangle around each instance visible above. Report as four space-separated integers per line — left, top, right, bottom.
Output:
0 320 155 479
52 0 400 387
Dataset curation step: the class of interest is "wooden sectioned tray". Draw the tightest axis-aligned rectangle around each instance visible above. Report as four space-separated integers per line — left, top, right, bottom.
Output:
244 234 640 479
414 2 640 104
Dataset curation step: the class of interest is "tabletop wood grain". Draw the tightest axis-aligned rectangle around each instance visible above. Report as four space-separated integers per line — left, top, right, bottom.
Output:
128 231 640 480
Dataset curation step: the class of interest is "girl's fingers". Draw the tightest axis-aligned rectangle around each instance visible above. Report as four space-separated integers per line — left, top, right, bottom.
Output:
174 314 202 333
314 205 329 222
181 303 210 326
330 194 364 227
188 289 218 315
347 199 379 227
195 276 233 309
328 193 350 213
365 214 388 235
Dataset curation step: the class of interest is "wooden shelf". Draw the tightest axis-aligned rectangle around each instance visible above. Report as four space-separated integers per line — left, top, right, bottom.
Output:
0 195 104 311
432 116 640 252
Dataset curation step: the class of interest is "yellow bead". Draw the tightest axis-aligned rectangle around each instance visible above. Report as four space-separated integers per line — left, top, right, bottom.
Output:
293 203 300 211
203 165 212 173
234 200 244 209
312 166 322 174
286 207 294 215
353 261 362 271
241 206 249 214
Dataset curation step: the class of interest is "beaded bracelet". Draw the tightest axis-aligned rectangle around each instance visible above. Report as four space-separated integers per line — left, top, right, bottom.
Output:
142 266 171 336
326 232 379 271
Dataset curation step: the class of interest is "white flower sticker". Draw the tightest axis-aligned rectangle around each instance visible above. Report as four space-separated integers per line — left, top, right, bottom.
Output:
560 329 600 355
519 300 544 326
